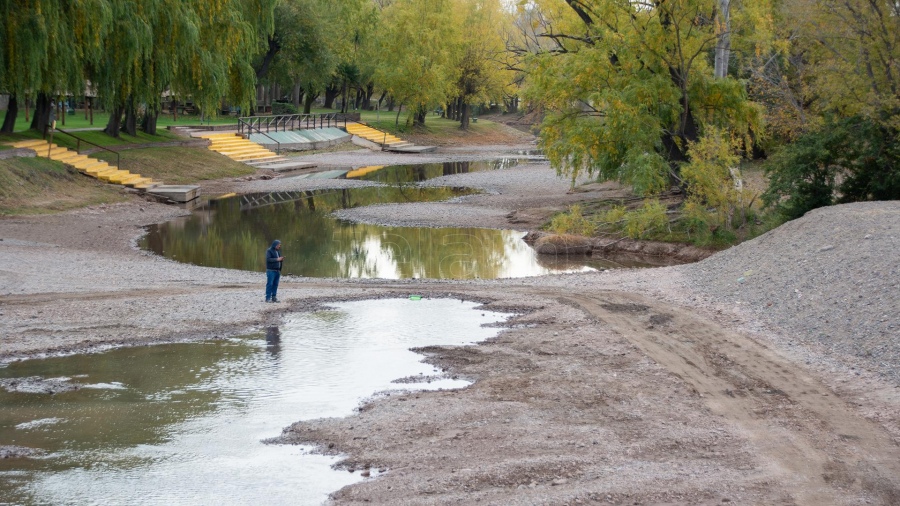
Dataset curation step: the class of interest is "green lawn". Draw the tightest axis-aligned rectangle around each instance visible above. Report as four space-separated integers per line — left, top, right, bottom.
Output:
0 128 181 151
4 109 240 132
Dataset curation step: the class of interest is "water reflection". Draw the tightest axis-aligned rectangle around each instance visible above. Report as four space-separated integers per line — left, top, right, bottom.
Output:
142 186 610 279
0 299 511 505
339 159 522 184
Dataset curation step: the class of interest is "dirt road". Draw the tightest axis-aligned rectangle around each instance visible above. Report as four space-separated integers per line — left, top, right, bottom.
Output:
272 284 900 505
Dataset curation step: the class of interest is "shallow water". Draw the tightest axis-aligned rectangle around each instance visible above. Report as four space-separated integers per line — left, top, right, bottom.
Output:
0 299 511 505
338 159 522 184
141 185 654 278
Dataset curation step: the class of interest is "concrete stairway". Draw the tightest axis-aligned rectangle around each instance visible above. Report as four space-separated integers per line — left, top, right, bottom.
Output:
345 165 386 178
9 139 157 189
200 133 285 164
345 123 414 149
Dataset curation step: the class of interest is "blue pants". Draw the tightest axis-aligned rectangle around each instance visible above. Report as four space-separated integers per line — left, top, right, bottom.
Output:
265 269 281 300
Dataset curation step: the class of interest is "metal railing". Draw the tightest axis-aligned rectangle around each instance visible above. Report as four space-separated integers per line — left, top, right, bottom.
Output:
52 128 121 170
236 118 281 154
236 113 352 135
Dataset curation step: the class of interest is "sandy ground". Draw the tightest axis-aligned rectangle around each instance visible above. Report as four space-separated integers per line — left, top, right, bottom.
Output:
1 141 899 505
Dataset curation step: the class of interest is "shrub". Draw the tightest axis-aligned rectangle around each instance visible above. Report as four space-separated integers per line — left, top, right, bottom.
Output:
272 102 299 115
681 128 756 231
623 199 668 238
763 116 900 219
548 204 597 236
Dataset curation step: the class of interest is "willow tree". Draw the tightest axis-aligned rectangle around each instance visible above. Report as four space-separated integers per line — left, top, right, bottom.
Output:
0 0 108 133
374 0 459 126
168 0 275 130
523 0 762 194
92 0 275 137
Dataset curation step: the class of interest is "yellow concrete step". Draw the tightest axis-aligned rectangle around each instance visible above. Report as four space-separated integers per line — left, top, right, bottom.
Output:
102 171 134 183
57 155 92 165
121 176 153 187
209 141 259 150
201 133 242 138
214 147 274 157
211 136 253 142
88 170 119 180
96 170 126 181
46 147 70 157
210 142 263 150
210 141 252 149
346 165 386 178
50 152 88 163
133 181 159 190
81 161 111 174
231 152 279 162
11 139 49 149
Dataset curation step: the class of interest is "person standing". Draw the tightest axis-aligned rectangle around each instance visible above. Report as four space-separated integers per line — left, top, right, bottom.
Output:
265 240 284 303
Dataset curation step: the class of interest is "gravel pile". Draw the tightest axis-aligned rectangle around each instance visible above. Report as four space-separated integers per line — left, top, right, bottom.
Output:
681 201 900 384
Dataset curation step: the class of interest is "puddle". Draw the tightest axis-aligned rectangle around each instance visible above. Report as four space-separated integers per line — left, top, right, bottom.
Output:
141 185 654 278
0 299 512 505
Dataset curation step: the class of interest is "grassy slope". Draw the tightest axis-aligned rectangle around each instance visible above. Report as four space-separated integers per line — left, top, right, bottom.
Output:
0 157 126 215
95 147 255 185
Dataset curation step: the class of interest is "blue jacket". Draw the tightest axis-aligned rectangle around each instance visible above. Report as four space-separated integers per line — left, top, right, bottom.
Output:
265 240 283 271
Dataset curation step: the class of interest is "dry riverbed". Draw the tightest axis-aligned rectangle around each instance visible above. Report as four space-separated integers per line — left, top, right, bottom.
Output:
1 143 898 505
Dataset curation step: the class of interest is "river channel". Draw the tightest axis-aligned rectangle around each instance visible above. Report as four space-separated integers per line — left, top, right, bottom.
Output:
142 160 659 278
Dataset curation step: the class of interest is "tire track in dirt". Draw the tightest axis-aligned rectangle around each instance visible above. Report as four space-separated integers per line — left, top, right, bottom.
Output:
555 290 900 505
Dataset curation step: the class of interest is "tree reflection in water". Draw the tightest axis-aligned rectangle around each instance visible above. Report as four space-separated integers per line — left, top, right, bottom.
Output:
142 185 619 279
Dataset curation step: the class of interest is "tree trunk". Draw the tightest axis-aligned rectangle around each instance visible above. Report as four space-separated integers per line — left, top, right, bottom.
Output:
395 103 402 125
413 104 427 126
104 106 124 137
324 84 340 109
30 93 53 134
303 92 318 114
340 80 348 114
122 96 137 136
363 82 375 110
292 83 302 108
714 0 731 79
506 95 519 113
142 105 159 135
460 102 470 130
255 35 281 80
1 95 17 134
387 96 395 112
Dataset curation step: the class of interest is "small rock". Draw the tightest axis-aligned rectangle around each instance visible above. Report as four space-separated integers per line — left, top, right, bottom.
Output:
819 245 835 252
552 478 568 486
